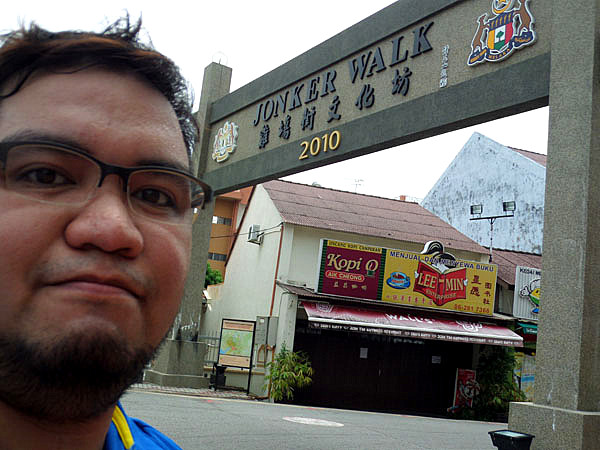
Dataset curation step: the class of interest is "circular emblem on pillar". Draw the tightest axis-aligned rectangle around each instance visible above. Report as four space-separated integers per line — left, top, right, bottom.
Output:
212 121 239 163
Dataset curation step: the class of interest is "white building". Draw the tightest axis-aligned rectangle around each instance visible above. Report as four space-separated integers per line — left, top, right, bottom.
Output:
422 132 546 255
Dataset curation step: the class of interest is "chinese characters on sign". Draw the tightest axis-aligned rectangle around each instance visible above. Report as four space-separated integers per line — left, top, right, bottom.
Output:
383 249 497 315
315 239 497 316
440 45 449 88
250 22 434 151
208 0 540 171
316 239 385 301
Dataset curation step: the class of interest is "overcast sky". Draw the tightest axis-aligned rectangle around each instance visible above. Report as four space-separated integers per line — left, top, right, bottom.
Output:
2 1 549 200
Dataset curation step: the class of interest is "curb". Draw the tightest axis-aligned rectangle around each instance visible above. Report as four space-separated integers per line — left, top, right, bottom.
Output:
129 383 261 401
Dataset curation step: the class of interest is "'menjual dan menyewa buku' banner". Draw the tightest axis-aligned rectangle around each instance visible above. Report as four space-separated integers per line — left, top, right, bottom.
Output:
316 239 497 316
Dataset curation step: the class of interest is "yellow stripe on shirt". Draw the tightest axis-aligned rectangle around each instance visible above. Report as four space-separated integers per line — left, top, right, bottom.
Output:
112 404 135 449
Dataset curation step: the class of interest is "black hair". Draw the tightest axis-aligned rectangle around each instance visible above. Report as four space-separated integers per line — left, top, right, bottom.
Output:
0 16 198 157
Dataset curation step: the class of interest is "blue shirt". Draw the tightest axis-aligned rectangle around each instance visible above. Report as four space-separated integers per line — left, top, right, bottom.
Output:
104 402 181 450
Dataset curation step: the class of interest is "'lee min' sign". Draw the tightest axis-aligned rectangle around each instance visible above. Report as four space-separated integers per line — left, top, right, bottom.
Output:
382 249 497 316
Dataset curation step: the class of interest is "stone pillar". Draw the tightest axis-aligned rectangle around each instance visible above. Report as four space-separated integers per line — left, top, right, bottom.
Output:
145 63 232 388
194 62 233 176
509 1 600 448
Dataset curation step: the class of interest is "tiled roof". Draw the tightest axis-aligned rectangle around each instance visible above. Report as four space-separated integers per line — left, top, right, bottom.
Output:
510 147 547 167
490 248 542 285
263 180 486 254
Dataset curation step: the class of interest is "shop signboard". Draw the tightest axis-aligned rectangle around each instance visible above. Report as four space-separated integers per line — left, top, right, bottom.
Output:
315 239 386 301
316 239 496 316
382 249 497 316
303 301 523 347
513 266 541 320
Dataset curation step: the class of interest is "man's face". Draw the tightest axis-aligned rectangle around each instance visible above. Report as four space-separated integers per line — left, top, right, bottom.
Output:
0 69 192 419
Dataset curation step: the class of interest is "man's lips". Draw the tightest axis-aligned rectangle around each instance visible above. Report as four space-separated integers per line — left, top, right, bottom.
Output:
49 274 144 300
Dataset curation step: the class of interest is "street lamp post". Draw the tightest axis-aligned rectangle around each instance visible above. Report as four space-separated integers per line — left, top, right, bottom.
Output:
469 201 516 263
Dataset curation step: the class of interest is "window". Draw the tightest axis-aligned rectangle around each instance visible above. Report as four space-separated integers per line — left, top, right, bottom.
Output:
212 216 232 225
208 252 227 262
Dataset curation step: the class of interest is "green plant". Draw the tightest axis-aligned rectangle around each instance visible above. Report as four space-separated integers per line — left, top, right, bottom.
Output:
205 263 223 287
471 346 527 421
265 344 313 402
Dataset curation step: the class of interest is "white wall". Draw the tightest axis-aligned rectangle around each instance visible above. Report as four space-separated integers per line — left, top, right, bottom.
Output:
201 185 283 336
421 133 546 254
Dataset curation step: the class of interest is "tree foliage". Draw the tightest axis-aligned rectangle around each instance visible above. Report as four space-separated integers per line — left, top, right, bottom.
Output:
265 344 313 402
205 263 223 287
469 346 527 421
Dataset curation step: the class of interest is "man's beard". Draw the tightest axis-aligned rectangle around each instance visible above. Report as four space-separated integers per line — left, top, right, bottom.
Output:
0 330 156 423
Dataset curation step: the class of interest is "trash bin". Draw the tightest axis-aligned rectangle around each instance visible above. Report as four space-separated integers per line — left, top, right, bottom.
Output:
209 364 226 390
489 430 535 450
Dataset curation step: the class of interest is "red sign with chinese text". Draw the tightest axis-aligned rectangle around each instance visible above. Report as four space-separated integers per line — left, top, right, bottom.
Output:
316 240 385 301
413 261 467 306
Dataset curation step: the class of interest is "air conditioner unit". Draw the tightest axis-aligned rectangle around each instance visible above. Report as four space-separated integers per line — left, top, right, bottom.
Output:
248 224 263 244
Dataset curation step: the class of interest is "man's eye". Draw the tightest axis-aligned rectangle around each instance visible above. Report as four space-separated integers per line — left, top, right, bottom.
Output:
132 188 175 207
19 167 72 186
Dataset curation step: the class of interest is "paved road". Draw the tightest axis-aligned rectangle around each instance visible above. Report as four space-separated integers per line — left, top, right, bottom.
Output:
121 390 503 449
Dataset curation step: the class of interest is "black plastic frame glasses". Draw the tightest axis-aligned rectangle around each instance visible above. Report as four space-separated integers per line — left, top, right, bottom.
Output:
0 140 212 224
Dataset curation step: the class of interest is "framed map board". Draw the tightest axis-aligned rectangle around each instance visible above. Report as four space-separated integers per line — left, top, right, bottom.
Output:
218 319 256 369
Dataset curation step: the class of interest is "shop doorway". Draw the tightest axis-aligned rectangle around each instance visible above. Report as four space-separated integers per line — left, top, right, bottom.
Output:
293 322 473 416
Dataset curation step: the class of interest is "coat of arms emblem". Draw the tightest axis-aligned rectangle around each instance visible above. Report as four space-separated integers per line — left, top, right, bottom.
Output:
468 0 536 66
212 121 239 163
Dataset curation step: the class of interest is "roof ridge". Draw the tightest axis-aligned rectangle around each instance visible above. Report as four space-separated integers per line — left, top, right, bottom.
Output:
270 179 419 203
507 146 546 157
267 195 433 217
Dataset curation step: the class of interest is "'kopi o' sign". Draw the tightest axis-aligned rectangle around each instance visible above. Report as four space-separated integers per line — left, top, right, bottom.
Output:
316 239 385 301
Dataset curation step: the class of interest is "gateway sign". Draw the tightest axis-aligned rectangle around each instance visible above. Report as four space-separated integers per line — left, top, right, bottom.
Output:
201 0 549 194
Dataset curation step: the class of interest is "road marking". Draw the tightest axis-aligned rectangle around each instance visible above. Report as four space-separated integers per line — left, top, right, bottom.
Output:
283 417 344 427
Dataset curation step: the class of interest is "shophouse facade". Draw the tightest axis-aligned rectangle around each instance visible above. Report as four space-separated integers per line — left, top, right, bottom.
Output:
201 180 522 415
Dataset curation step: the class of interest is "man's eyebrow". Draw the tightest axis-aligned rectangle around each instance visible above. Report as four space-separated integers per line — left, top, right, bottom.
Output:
136 158 191 173
0 130 84 150
1 129 191 173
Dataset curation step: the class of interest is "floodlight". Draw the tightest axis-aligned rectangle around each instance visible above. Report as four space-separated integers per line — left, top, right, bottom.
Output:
503 201 516 212
470 204 483 215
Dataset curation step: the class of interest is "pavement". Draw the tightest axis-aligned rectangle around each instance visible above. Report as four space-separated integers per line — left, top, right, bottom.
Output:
129 382 259 401
123 390 504 449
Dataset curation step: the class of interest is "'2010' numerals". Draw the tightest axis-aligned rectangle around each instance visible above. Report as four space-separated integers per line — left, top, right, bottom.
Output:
299 130 341 160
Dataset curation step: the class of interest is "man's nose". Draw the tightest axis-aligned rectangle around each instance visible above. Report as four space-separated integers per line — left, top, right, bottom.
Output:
64 177 144 257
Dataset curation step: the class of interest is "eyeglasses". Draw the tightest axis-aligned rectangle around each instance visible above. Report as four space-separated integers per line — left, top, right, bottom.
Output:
0 141 212 225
